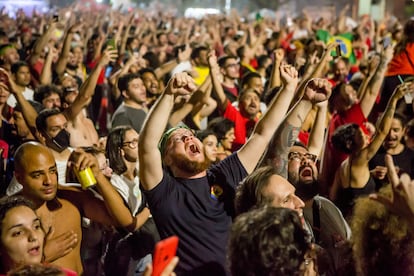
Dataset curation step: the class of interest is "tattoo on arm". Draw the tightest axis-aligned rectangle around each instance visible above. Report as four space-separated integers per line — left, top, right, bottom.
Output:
260 121 300 178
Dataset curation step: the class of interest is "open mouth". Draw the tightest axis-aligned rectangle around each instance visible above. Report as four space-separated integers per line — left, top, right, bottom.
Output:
300 167 313 178
28 246 40 256
189 144 200 154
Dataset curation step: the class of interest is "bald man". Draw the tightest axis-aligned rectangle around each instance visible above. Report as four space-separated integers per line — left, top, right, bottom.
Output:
13 142 137 274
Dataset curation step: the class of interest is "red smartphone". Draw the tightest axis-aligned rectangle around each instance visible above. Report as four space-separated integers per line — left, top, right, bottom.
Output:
152 236 179 276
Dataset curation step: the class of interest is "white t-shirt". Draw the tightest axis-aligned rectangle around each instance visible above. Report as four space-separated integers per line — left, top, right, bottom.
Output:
110 173 142 216
7 87 34 107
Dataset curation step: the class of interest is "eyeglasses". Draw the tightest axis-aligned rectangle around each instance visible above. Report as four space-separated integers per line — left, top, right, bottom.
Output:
122 138 139 149
225 63 240 69
288 152 317 162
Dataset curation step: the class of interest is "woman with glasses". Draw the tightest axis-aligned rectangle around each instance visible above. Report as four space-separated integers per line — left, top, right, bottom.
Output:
105 125 159 276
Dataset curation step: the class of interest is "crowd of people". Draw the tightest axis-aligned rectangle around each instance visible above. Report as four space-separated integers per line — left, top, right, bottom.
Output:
0 2 413 275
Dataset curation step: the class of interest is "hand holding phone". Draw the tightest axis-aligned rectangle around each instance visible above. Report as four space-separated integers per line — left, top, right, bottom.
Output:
152 236 179 276
107 38 117 50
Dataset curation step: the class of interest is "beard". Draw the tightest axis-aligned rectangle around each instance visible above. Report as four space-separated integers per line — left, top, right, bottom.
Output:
289 166 318 200
171 153 211 174
296 180 319 201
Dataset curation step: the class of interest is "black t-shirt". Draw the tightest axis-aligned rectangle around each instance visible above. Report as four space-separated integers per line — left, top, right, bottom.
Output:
142 153 247 275
369 146 414 190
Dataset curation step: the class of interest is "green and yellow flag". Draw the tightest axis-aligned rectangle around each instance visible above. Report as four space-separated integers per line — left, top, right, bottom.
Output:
316 30 356 64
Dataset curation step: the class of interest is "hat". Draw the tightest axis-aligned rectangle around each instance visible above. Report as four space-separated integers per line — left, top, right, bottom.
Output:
158 125 191 157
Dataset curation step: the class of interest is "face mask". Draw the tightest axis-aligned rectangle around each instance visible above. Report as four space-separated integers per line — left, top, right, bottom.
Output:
50 129 70 152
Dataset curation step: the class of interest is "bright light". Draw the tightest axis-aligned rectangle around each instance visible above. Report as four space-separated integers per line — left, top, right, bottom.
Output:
184 8 220 19
96 0 103 3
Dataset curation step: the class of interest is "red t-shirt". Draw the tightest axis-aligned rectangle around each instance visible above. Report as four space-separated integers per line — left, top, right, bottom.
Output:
386 43 414 77
223 100 258 151
320 103 368 193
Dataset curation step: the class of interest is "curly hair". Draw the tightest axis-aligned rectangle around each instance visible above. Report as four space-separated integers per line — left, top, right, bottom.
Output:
228 206 310 276
331 123 360 154
351 186 414 276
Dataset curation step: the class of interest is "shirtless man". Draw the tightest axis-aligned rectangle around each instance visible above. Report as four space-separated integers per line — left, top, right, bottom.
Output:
13 141 138 274
60 48 117 147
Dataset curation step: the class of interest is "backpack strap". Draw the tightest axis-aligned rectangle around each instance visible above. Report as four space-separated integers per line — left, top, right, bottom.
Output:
312 197 321 244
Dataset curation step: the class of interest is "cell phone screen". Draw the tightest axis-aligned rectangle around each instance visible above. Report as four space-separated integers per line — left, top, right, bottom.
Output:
336 45 342 57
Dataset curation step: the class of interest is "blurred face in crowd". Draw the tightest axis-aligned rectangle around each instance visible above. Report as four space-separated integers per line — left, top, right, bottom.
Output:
68 46 83 67
195 49 209 67
221 128 235 152
244 76 264 96
221 58 240 80
334 59 349 82
239 90 261 119
12 111 31 140
384 118 405 150
0 206 44 270
141 72 160 96
1 47 20 65
96 152 112 179
42 92 61 109
125 77 147 105
14 65 31 87
334 84 358 111
201 134 218 163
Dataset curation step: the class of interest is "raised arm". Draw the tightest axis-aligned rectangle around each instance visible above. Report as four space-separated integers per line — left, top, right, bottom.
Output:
39 44 58 85
288 43 335 109
359 46 393 117
356 54 378 99
237 65 299 174
29 22 57 66
0 68 38 138
154 45 192 80
139 73 196 190
207 50 227 112
370 154 414 231
267 48 284 91
307 101 328 156
64 48 117 121
258 78 331 177
361 81 413 161
55 23 83 76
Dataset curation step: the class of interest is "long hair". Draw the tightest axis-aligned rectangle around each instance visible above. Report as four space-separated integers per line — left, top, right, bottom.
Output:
106 125 133 175
395 18 414 54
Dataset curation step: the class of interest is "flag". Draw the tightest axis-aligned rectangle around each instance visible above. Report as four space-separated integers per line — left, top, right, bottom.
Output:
316 30 357 64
